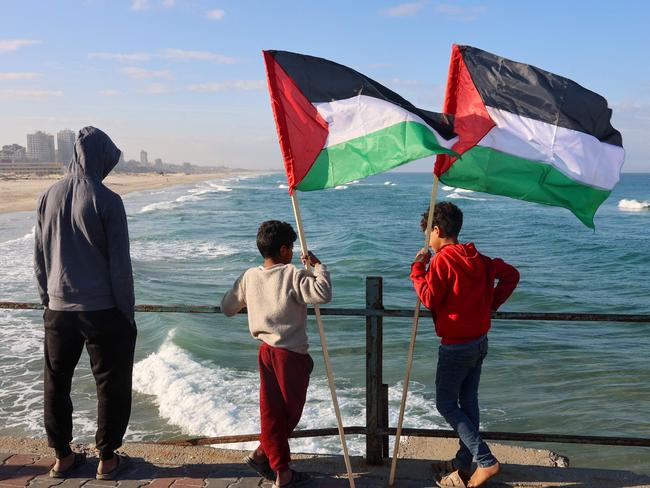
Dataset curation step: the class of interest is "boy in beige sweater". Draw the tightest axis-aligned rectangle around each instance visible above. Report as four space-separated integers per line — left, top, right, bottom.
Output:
221 220 331 488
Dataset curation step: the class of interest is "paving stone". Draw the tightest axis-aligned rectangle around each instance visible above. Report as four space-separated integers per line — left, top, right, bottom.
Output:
32 460 55 470
114 480 149 488
52 477 92 488
83 480 119 488
29 475 60 485
203 479 238 488
2 473 39 486
145 478 178 488
27 479 64 488
0 467 20 482
4 457 36 467
228 478 260 488
171 478 204 487
0 455 13 465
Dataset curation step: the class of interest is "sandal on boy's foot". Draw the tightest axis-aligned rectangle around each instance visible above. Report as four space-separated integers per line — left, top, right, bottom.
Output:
436 469 468 488
49 452 87 478
96 453 130 480
272 470 312 488
244 454 275 481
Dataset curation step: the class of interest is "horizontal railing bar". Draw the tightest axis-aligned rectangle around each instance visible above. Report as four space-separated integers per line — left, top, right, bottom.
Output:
2 301 649 323
380 428 650 448
150 427 365 446
0 302 650 323
148 427 650 448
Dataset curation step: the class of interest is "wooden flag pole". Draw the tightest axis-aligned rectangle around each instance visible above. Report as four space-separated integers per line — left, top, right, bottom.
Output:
290 192 356 488
389 175 440 486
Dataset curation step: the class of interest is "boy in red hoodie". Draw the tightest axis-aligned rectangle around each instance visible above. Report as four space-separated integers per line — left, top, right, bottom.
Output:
410 202 519 488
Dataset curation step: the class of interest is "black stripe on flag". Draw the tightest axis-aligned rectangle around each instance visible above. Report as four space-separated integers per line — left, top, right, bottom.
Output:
460 46 622 147
268 50 456 140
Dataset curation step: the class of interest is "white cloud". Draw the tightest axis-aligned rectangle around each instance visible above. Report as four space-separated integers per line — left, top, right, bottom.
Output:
121 67 172 79
159 48 236 64
163 0 175 6
382 1 427 17
205 9 225 20
99 89 122 97
0 39 41 54
186 80 265 92
0 72 42 81
434 3 486 21
0 89 63 100
131 0 150 11
89 52 151 63
143 83 169 94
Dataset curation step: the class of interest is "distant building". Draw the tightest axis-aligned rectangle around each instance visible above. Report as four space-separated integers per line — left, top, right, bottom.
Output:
56 129 76 163
140 150 148 165
27 131 55 162
0 144 27 162
0 161 63 176
154 158 163 170
182 162 191 174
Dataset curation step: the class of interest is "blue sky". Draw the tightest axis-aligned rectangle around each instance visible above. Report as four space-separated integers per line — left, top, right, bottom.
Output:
2 0 649 171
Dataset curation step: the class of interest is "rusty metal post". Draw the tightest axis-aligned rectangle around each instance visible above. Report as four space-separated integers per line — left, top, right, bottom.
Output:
366 276 384 465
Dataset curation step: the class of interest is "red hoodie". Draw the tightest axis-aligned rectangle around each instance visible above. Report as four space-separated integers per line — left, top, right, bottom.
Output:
410 243 519 345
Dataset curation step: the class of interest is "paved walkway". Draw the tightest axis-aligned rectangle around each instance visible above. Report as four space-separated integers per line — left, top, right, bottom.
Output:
1 438 650 488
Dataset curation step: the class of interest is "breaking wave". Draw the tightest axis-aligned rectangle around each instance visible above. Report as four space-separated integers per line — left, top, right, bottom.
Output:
447 192 487 201
618 199 650 211
130 240 236 262
133 332 445 455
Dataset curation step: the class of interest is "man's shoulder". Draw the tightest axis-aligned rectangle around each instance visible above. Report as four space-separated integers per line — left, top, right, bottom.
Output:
95 181 122 200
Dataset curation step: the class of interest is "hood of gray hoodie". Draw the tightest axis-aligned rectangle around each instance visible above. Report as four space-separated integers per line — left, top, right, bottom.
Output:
67 126 121 180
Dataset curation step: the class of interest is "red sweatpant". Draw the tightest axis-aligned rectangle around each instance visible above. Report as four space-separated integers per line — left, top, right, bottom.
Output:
258 342 313 472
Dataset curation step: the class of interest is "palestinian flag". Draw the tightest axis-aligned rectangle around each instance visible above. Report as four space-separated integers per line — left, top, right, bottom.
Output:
435 45 624 228
263 50 457 193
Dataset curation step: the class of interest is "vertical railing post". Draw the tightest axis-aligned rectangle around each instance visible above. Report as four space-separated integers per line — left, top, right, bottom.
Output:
381 383 389 458
366 276 384 465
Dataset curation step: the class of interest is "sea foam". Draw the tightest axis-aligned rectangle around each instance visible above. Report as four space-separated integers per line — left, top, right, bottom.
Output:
132 332 445 455
618 199 650 211
130 240 236 262
448 192 487 201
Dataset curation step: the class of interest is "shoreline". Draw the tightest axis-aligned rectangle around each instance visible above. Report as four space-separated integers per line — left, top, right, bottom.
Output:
0 170 269 215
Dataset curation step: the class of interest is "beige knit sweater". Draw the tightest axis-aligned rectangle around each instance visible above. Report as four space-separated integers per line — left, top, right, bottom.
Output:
220 263 332 354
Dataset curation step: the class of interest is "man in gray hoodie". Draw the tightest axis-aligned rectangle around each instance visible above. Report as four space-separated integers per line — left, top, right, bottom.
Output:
34 127 136 479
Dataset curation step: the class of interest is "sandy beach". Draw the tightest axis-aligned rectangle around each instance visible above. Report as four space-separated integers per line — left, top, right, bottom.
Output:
0 171 262 214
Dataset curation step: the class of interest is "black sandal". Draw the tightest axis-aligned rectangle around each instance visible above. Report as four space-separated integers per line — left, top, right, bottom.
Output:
272 470 312 487
244 454 275 481
96 453 130 480
49 452 86 478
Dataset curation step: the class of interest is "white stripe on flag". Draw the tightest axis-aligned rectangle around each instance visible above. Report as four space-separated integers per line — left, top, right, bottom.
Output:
314 95 457 150
480 107 624 190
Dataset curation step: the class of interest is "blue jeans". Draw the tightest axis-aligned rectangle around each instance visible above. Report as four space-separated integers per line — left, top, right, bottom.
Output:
435 336 496 469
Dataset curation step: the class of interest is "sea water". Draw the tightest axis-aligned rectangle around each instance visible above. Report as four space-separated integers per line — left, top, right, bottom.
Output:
1 172 649 473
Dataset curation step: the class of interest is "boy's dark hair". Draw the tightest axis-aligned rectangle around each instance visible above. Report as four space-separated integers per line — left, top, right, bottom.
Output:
420 201 463 237
256 220 297 258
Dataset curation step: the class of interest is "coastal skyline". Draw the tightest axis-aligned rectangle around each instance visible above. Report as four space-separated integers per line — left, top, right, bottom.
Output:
1 128 170 166
2 1 650 172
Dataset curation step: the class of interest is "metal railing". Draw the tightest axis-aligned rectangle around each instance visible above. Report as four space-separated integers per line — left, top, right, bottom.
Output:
2 276 650 464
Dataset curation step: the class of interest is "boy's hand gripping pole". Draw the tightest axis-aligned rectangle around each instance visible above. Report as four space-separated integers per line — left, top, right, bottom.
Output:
389 175 440 486
290 192 356 488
